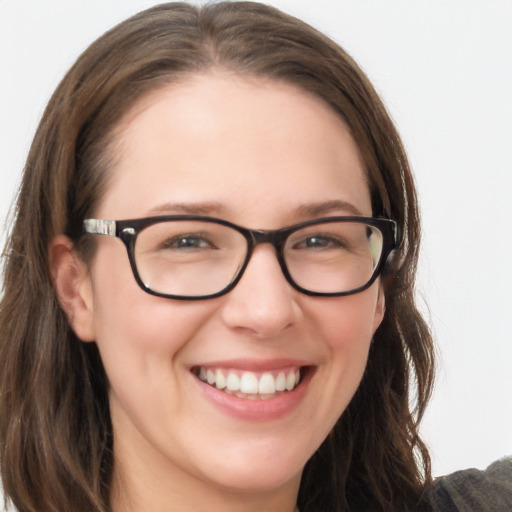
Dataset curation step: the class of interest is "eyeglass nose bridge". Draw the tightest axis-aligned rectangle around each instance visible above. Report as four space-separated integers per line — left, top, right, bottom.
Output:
247 227 287 248
237 227 295 287
244 227 294 268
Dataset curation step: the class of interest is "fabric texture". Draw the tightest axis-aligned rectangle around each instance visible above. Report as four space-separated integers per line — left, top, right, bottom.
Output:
427 457 512 511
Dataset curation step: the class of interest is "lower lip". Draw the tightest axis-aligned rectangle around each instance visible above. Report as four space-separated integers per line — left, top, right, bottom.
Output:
195 369 313 421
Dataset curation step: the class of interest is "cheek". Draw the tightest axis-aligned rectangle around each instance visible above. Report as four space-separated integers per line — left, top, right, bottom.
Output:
88 246 214 378
89 276 219 438
294 292 379 446
310 290 381 403
313 290 380 353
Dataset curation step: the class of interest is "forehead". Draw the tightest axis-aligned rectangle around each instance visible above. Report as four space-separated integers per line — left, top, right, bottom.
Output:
100 73 371 223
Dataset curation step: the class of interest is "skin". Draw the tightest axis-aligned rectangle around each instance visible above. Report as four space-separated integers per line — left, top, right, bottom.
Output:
51 73 385 512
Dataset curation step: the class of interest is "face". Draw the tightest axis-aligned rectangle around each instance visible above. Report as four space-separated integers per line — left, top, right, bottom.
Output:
68 74 385 507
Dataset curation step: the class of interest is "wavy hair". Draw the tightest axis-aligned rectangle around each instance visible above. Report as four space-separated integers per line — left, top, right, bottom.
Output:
0 3 435 511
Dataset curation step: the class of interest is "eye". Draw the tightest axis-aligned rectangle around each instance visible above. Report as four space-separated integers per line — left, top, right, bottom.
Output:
293 234 344 250
161 234 214 250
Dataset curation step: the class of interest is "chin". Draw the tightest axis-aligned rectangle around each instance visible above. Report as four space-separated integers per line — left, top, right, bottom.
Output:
209 465 302 495
195 440 307 494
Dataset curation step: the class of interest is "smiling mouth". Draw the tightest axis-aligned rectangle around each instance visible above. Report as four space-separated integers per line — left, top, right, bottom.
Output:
192 366 308 400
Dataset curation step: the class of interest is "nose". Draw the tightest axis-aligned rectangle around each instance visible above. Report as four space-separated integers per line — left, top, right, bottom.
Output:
220 245 303 339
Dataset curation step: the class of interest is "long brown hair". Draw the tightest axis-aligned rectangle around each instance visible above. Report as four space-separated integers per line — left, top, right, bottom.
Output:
0 3 435 511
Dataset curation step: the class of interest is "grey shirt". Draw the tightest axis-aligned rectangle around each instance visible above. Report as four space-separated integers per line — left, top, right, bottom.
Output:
427 458 512 511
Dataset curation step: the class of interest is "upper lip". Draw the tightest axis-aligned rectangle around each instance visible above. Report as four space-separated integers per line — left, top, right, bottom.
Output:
189 358 313 372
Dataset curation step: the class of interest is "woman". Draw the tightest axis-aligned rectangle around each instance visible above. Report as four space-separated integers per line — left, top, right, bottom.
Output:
0 3 509 511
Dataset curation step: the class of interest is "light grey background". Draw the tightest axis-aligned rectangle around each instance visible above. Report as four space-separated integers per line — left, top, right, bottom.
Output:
1 0 511 485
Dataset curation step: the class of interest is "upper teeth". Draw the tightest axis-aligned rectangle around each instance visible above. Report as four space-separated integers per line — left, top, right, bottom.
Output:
197 367 301 395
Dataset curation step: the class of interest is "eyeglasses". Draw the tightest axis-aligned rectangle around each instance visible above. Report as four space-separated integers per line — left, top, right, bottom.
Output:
83 215 398 300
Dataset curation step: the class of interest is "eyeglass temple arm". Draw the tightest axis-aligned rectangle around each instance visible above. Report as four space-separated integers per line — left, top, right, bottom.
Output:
83 219 117 237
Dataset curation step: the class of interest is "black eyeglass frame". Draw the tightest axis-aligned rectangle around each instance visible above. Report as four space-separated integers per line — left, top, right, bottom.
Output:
83 215 399 300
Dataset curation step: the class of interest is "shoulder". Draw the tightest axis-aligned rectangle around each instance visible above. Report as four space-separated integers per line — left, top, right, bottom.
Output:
427 457 512 511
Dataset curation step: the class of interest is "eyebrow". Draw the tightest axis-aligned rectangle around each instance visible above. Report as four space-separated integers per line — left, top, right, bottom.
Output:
294 200 364 217
145 201 226 216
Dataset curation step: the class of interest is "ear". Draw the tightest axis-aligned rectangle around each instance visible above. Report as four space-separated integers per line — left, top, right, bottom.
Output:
49 235 96 342
372 284 386 334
